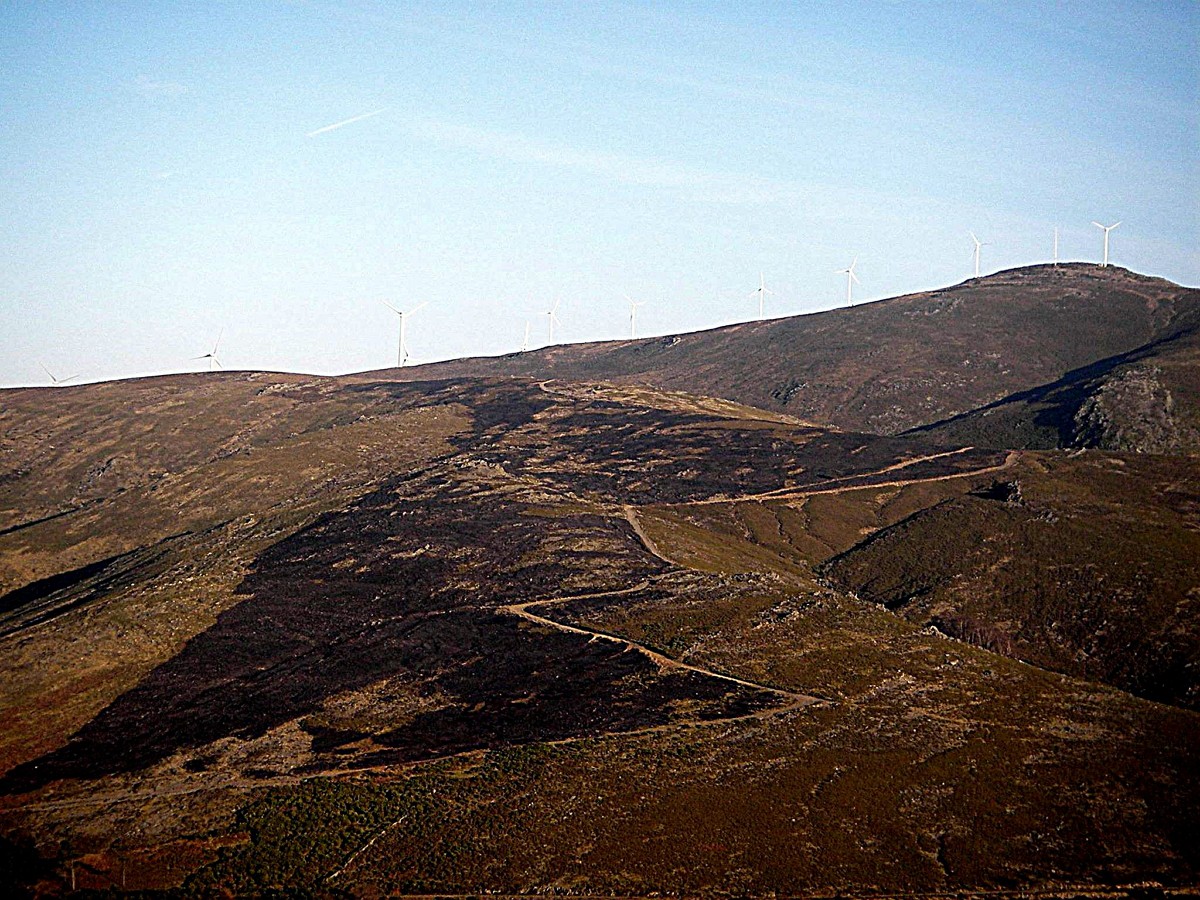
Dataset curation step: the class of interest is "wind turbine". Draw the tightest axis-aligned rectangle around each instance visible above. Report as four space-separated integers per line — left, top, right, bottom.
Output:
749 272 774 319
835 258 860 305
381 300 428 367
1092 221 1120 267
192 329 223 371
546 299 561 344
40 363 78 386
625 295 647 338
1053 226 1059 267
521 321 530 352
970 232 990 278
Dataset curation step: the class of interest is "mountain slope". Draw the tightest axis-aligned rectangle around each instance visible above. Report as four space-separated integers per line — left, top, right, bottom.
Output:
0 373 1197 896
387 264 1200 436
2 266 1199 895
821 452 1200 709
910 327 1200 452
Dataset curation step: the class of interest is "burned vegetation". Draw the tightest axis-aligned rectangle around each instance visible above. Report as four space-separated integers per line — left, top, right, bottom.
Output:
1 267 1199 898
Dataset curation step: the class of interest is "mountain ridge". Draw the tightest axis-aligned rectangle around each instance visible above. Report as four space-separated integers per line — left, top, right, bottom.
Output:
371 264 1200 444
0 267 1197 896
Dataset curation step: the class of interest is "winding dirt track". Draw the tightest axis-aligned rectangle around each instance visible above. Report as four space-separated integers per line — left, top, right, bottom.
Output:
17 579 819 816
499 589 816 704
687 449 1021 506
10 398 1018 822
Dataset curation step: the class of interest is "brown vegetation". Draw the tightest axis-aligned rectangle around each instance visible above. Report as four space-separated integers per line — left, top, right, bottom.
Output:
383 264 1200 441
0 266 1197 897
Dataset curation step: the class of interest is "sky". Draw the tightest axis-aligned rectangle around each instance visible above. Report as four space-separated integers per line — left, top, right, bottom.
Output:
1 1 1197 386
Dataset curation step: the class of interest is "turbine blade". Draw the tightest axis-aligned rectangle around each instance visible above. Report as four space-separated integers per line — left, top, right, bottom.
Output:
381 299 402 314
409 301 429 316
39 363 54 380
851 271 861 284
1111 221 1120 229
212 328 224 355
1091 222 1104 229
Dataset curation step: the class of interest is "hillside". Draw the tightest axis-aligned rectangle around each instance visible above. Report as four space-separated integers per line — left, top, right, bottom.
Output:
387 264 1200 439
911 327 1200 452
0 372 1197 896
822 453 1200 710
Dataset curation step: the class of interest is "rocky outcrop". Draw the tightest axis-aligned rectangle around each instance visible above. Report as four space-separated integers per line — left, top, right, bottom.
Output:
1072 364 1200 453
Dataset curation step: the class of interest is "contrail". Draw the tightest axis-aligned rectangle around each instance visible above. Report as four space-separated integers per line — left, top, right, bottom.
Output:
306 107 388 138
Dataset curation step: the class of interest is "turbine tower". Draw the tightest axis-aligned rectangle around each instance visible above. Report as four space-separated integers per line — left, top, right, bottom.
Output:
750 272 774 319
521 321 530 352
625 295 647 338
192 329 223 371
382 301 428 367
1092 221 1120 267
40 364 78 386
835 258 860 305
546 299 561 344
1053 226 1059 267
970 232 990 278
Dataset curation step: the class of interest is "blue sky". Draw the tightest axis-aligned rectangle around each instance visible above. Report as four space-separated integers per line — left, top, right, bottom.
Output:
2 1 1196 385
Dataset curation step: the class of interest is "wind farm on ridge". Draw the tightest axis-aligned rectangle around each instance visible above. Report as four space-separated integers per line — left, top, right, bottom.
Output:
2 5 1197 896
37 221 1129 384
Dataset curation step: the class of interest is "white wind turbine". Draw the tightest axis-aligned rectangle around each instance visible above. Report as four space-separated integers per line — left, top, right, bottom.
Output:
1053 226 1059 267
970 232 990 278
625 295 647 338
381 300 428 367
835 258 860 305
192 329 223 371
749 272 774 319
40 363 79 386
1092 221 1120 267
521 320 531 352
546 299 562 344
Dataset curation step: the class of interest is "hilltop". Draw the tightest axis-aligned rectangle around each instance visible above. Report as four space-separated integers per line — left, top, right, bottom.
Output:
0 266 1197 897
386 264 1200 445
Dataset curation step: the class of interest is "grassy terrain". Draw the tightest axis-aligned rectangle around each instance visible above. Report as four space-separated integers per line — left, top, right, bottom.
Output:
0 271 1196 897
823 452 1200 709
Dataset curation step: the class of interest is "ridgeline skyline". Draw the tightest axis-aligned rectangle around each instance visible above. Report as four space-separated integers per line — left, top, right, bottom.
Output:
2 1 1196 386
